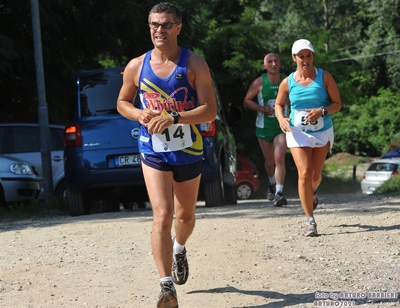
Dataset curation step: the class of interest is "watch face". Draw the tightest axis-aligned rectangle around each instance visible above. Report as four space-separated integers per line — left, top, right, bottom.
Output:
171 111 179 123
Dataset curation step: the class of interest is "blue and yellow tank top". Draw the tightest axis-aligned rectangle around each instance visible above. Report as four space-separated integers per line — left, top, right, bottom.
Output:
137 48 203 165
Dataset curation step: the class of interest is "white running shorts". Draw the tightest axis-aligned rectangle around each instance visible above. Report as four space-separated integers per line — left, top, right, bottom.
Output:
286 127 334 150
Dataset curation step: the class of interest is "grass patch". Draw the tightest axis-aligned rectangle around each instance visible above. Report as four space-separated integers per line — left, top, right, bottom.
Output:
253 167 362 198
324 162 357 179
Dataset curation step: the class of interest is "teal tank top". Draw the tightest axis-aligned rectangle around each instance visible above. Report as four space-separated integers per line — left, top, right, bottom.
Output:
288 68 333 132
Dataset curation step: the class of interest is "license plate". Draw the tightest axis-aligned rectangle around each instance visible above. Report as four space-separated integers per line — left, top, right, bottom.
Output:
115 154 141 166
368 186 376 191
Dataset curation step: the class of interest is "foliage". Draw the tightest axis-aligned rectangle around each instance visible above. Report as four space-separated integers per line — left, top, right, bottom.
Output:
374 174 400 195
334 88 400 156
0 0 152 124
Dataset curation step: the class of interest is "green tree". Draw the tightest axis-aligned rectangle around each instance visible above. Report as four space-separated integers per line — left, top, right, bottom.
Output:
334 88 400 156
2 0 400 160
0 0 152 124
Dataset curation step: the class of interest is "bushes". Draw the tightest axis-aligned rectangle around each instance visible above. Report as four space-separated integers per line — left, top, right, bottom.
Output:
375 175 400 195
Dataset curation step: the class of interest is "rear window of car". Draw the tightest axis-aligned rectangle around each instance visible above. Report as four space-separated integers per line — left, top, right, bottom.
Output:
79 68 142 117
367 162 398 172
79 69 124 117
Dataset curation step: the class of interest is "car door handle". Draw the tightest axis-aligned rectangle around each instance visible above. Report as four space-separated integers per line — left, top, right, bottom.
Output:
52 156 63 162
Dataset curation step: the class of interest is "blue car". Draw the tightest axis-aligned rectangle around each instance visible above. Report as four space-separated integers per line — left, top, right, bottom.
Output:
64 67 240 216
381 147 400 159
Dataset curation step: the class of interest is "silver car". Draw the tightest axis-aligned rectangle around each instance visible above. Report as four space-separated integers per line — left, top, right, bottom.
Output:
0 155 42 206
361 158 400 194
0 123 65 199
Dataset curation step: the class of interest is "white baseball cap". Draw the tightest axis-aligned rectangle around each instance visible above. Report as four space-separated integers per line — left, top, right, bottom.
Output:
292 39 314 55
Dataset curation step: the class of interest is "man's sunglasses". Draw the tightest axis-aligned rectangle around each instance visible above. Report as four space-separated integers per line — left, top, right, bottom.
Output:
148 22 181 30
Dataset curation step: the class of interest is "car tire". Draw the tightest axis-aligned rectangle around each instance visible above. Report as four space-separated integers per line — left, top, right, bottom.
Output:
122 201 147 210
224 183 237 205
236 182 253 200
122 202 133 210
102 199 120 212
137 201 147 209
66 189 91 216
0 185 5 207
203 162 224 207
55 181 66 204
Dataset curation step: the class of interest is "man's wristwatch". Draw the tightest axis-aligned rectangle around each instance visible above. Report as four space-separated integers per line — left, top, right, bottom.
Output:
321 107 328 117
171 111 180 124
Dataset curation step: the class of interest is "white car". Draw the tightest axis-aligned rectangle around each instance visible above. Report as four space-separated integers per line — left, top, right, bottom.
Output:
0 155 42 206
0 123 65 199
361 158 400 194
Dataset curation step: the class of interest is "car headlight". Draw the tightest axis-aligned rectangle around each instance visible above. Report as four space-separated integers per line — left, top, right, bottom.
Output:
10 163 35 175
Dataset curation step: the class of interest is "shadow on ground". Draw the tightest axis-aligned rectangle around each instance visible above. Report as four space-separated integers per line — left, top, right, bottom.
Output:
187 285 314 307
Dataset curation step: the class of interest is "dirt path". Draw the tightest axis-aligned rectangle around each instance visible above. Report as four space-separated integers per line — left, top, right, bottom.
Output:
1 194 399 308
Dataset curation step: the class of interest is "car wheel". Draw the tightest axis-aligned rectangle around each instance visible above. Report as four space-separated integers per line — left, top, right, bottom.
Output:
55 181 66 204
122 201 147 210
66 189 91 216
224 183 237 205
122 202 133 210
137 201 147 209
203 162 224 207
102 199 120 212
236 182 253 200
0 185 5 207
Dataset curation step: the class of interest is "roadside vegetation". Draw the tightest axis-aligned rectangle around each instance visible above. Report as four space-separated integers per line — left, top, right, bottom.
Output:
375 173 400 195
254 152 400 199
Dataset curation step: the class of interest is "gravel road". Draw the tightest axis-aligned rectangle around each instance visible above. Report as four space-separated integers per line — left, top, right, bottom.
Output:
1 193 399 308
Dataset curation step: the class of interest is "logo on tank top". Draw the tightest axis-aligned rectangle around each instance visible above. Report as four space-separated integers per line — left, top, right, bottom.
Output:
142 88 195 112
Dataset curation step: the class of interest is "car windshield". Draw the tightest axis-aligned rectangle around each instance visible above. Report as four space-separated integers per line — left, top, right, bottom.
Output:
368 162 398 172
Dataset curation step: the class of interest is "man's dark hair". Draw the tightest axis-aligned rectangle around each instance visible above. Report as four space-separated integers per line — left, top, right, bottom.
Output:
148 2 182 23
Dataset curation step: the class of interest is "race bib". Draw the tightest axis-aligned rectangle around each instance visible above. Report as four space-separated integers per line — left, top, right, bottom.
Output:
267 99 276 118
267 99 289 118
256 92 264 128
293 109 324 131
256 95 289 126
256 112 264 128
152 124 193 152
